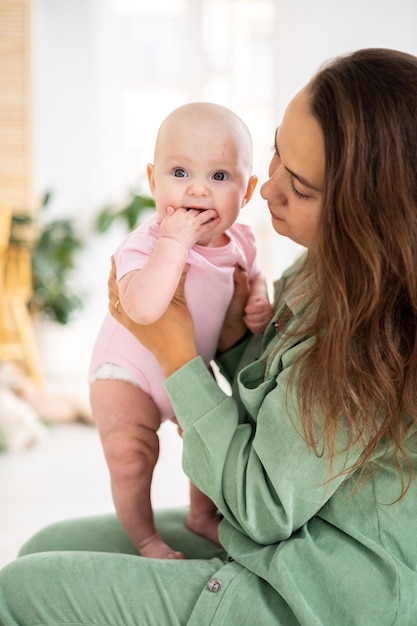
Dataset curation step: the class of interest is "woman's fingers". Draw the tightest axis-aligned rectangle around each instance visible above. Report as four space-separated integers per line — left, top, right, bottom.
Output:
217 265 251 352
107 256 120 311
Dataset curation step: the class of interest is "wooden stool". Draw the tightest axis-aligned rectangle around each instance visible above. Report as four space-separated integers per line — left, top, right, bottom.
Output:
0 208 43 387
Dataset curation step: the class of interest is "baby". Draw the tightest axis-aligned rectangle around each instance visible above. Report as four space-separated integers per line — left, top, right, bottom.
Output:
89 102 272 559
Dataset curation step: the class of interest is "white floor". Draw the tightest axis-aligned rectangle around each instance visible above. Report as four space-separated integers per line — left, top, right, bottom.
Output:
0 416 189 569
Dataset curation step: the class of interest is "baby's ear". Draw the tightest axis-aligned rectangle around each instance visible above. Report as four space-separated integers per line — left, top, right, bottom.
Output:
242 175 258 207
146 163 156 193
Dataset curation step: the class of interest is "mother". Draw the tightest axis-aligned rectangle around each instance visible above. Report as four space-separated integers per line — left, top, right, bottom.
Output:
1 48 416 625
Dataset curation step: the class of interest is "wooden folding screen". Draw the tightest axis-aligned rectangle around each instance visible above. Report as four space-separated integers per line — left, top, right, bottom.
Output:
0 0 33 213
0 1 43 386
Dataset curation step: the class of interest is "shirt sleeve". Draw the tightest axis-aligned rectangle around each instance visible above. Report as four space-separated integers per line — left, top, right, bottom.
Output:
164 350 365 546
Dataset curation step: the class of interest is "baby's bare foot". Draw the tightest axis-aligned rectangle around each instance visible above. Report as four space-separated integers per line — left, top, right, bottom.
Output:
138 533 184 559
187 510 222 547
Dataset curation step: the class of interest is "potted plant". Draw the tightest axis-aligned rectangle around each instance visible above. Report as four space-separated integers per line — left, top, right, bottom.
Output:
10 189 154 326
94 190 155 235
10 192 85 325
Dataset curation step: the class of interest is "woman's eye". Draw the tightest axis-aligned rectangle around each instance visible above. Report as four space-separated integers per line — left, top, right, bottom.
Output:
172 168 187 178
212 171 228 181
290 179 309 200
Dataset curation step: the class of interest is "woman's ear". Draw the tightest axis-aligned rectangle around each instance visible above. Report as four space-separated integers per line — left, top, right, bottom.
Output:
146 163 156 194
241 175 258 207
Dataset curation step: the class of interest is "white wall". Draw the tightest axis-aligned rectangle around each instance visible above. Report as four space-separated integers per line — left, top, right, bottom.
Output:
31 0 417 389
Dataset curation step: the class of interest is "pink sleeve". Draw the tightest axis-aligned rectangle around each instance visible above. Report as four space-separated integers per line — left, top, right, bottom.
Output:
114 216 159 282
229 223 262 280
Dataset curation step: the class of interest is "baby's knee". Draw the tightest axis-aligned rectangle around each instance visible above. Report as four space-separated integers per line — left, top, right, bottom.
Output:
105 429 160 480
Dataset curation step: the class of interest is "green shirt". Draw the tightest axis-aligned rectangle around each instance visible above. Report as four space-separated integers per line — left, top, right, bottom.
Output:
165 255 417 625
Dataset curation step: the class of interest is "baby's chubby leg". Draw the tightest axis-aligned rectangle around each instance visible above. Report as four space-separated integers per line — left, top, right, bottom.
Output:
188 482 222 547
170 417 222 547
90 378 183 559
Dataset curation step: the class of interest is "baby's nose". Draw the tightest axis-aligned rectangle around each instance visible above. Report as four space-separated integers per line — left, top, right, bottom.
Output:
187 178 209 196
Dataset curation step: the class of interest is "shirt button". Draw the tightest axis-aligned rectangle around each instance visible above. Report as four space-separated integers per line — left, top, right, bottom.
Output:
207 578 222 593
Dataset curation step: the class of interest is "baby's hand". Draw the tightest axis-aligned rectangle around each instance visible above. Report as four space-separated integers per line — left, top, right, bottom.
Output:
243 295 273 334
160 206 220 248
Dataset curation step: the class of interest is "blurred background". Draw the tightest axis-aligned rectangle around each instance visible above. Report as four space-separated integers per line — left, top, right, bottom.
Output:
1 0 417 566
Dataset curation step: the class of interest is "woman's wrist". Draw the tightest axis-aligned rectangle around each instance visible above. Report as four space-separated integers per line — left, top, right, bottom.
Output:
160 347 198 377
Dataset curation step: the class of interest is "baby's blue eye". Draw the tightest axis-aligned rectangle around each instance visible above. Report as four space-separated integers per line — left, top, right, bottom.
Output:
173 168 187 178
212 171 228 181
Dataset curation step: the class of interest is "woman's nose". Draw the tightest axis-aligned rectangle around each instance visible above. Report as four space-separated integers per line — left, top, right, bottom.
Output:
261 167 284 203
260 174 275 200
260 179 269 200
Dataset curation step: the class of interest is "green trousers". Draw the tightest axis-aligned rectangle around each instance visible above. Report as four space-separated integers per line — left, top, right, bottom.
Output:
0 509 281 626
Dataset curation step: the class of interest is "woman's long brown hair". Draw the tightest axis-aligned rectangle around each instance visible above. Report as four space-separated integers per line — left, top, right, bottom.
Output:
296 49 417 497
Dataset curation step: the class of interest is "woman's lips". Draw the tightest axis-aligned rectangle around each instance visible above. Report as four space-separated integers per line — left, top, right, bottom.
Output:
270 210 284 221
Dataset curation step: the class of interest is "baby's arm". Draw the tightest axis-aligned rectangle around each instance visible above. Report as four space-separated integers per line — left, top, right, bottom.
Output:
243 273 273 334
118 207 219 324
118 237 187 324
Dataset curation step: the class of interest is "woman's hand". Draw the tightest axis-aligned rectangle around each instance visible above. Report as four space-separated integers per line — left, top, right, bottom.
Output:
217 265 251 353
108 257 198 377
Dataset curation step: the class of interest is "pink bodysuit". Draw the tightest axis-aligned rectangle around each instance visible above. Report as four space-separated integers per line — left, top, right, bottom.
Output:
89 214 260 421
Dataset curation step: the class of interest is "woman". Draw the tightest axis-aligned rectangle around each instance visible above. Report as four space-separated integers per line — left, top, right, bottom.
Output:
0 48 416 625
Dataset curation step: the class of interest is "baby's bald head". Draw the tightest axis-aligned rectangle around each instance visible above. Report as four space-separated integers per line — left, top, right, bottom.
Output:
153 102 253 175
